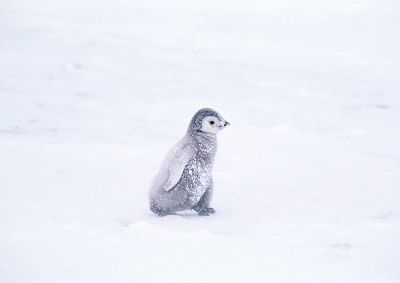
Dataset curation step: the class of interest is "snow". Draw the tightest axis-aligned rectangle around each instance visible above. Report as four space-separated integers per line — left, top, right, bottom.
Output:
1 0 399 282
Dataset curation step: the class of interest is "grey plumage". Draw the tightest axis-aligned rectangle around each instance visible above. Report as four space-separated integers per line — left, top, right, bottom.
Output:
149 108 229 216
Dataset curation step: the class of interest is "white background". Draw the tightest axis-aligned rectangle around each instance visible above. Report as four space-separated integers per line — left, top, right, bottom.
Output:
1 0 399 282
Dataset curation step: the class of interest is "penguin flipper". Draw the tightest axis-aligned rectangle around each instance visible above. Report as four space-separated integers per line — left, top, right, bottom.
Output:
162 142 194 192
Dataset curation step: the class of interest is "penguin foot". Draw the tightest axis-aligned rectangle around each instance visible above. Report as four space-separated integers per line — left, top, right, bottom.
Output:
150 206 170 217
196 207 216 216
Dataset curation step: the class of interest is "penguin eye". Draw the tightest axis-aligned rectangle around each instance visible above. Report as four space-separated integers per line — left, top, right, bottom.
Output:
209 121 215 125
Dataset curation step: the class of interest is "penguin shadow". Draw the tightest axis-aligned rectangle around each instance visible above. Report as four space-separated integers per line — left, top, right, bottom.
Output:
149 210 209 218
116 211 212 227
173 211 206 218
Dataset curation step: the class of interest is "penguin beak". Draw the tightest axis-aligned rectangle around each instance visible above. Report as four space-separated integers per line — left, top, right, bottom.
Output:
224 121 230 127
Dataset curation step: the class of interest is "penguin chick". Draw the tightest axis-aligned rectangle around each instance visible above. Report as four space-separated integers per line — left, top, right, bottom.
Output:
149 108 229 216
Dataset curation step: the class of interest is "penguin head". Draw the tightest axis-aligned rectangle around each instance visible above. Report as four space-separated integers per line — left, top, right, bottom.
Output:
188 108 230 135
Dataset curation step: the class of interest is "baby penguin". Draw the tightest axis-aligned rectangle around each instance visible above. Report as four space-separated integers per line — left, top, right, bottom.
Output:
149 108 229 216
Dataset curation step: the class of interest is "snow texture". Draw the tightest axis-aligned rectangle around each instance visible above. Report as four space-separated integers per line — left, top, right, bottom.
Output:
1 0 400 282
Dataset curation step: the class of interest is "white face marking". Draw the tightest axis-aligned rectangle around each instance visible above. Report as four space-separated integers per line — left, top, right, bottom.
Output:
201 116 224 134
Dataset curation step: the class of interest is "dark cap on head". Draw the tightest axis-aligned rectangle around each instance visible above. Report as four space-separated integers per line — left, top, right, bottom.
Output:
187 108 224 133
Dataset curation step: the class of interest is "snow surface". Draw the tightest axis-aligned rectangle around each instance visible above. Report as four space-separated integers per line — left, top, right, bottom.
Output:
1 0 400 282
